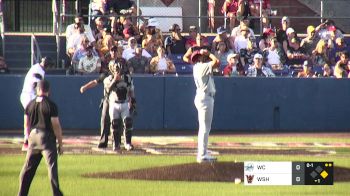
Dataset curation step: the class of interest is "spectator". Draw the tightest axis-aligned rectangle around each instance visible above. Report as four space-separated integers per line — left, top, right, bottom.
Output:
111 0 138 24
247 53 275 77
127 47 150 74
65 13 95 46
265 37 285 71
72 37 98 66
233 26 252 53
329 37 350 66
90 0 109 31
297 60 316 78
316 19 344 45
164 23 187 56
259 28 275 51
212 26 233 53
249 0 271 31
214 41 234 73
223 53 245 77
67 24 95 58
240 38 260 67
142 18 163 57
286 28 308 68
77 45 102 74
96 28 115 63
311 39 330 68
276 16 290 54
123 37 151 60
208 0 216 31
334 51 349 78
230 16 255 42
0 56 9 74
183 35 211 64
93 17 106 42
185 26 199 50
221 0 239 31
300 25 319 56
150 47 176 74
322 64 333 78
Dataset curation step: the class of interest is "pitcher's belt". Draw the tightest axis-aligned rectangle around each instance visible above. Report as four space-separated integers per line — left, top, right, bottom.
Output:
115 100 127 103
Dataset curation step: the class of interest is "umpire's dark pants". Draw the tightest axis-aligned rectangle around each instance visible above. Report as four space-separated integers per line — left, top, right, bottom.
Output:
99 98 110 146
18 129 63 196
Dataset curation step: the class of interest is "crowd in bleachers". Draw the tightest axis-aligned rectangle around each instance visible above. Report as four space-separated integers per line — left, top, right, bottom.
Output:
62 0 350 78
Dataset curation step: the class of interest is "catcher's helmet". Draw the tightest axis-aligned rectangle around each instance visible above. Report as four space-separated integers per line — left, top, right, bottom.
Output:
108 60 121 75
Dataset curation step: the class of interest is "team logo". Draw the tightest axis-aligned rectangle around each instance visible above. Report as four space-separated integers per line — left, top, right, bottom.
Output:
245 163 254 172
161 0 175 6
246 175 254 184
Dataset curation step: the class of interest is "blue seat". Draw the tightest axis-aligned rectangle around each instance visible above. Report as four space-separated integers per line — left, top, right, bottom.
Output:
175 63 193 74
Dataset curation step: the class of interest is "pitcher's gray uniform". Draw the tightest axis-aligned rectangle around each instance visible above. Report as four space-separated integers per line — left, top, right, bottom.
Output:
192 50 219 163
104 62 135 151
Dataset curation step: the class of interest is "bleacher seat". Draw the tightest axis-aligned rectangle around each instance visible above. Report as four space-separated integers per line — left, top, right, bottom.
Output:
170 54 193 74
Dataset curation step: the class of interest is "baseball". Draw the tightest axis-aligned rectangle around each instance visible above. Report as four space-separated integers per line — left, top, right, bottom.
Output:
234 178 242 184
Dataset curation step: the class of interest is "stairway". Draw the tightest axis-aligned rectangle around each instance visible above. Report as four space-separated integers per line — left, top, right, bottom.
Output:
0 34 67 74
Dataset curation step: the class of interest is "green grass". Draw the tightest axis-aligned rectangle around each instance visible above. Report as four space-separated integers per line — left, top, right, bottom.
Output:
208 135 350 143
1 154 350 196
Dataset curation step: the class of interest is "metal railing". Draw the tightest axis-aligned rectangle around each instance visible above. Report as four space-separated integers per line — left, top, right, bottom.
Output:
1 0 350 34
30 34 42 66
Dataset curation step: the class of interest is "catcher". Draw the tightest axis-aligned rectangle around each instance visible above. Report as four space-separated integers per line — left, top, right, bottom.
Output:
104 60 136 151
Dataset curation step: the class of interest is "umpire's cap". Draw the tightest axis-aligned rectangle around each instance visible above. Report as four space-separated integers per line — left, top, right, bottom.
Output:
41 56 54 68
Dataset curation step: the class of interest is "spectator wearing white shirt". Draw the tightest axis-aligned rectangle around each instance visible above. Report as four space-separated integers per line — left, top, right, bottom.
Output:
230 17 255 42
66 24 95 58
65 14 95 47
150 47 176 74
122 37 151 60
265 38 284 70
233 26 252 53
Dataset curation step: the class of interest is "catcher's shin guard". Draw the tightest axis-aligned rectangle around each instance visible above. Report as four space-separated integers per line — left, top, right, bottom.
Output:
112 119 122 147
123 117 133 144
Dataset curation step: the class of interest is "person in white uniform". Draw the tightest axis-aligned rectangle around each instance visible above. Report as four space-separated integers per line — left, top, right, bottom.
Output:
191 49 219 163
20 57 54 150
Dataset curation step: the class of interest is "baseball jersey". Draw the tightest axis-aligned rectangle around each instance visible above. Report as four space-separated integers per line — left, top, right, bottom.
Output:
104 74 134 102
193 62 216 96
21 63 45 96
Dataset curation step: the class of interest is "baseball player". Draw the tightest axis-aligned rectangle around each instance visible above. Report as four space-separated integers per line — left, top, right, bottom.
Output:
191 49 219 163
20 57 54 151
104 59 136 151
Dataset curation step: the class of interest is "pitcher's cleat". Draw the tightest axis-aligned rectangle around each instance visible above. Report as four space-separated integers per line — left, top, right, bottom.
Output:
124 144 134 151
21 140 29 151
197 155 217 163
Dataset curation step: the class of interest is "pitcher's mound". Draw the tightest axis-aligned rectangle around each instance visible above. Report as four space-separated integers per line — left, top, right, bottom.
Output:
84 162 350 182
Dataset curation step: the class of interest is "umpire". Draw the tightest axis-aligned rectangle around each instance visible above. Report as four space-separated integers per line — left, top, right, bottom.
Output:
18 80 64 196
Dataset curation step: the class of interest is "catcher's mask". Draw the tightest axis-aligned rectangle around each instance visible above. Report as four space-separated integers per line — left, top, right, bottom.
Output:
108 61 121 75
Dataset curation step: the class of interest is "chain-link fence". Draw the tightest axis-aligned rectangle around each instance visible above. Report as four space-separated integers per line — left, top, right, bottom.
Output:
1 0 350 34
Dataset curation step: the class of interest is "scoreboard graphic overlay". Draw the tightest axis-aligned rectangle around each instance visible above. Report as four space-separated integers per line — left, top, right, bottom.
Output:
244 162 333 185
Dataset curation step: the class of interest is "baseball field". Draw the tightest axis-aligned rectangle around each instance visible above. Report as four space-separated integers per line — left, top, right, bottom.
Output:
1 132 350 196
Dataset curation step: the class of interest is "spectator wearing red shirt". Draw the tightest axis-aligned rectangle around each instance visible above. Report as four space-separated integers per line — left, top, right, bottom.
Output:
221 0 239 31
185 26 198 50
